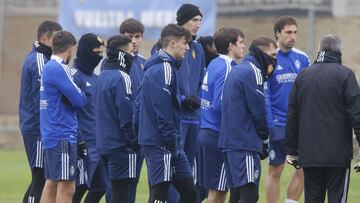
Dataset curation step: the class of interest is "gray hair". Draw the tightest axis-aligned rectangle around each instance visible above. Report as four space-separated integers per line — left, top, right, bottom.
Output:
319 34 341 53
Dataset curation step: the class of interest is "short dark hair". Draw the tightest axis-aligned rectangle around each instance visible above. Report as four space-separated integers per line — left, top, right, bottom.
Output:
107 34 132 51
119 18 145 34
37 20 62 41
251 36 277 51
273 16 297 39
213 27 244 55
160 24 191 48
52 31 77 54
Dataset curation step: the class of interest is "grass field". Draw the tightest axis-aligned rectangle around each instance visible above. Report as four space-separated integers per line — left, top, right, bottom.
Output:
1 149 360 202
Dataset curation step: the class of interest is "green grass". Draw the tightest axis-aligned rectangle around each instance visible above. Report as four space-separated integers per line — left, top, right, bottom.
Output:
1 149 360 202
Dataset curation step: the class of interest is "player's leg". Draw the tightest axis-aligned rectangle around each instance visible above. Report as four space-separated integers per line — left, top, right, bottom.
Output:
237 183 259 203
142 145 173 203
326 166 350 203
128 151 144 203
303 167 326 203
84 160 107 203
56 180 76 203
55 140 78 203
199 129 227 203
40 180 57 203
172 151 197 203
106 148 137 203
266 138 286 203
73 158 88 203
23 135 45 203
225 151 261 203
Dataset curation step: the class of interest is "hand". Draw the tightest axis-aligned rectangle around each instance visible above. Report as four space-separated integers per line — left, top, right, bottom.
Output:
77 141 87 159
260 139 269 160
165 143 179 159
129 140 141 153
286 155 300 169
181 96 200 111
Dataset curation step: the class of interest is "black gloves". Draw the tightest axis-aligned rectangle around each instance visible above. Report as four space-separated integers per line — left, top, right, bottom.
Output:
286 155 300 169
129 140 141 153
181 96 200 112
260 139 269 160
77 141 87 159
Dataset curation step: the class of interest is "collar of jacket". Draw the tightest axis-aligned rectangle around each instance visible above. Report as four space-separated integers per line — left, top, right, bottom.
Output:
314 50 342 64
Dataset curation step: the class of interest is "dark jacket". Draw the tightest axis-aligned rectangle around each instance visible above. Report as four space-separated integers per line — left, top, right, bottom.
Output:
218 54 269 153
286 51 360 167
138 50 182 147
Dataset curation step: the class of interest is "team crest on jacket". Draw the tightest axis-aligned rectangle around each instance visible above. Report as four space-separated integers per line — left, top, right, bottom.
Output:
141 63 144 70
294 60 301 70
269 149 276 160
192 50 196 59
70 165 75 176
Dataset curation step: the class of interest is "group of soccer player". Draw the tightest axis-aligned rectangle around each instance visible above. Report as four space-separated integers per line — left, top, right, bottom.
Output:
19 2 311 203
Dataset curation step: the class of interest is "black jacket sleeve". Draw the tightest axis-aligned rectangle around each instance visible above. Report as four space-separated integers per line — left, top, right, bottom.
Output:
285 74 300 156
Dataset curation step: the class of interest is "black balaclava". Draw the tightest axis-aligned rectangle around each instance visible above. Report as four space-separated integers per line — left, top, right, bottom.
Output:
33 41 52 59
176 4 202 26
74 33 104 75
197 36 218 67
105 47 134 74
314 50 342 64
249 44 277 80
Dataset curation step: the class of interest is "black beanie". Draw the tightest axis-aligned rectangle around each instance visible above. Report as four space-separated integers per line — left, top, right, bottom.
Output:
176 4 202 25
77 33 104 53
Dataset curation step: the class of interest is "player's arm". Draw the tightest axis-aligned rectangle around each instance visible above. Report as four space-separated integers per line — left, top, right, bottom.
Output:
344 70 360 146
264 81 275 128
115 72 135 144
212 67 227 117
54 65 86 108
242 68 269 141
285 74 300 156
152 63 177 145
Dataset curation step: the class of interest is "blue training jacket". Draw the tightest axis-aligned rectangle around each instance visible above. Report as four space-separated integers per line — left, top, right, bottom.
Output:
218 55 269 153
138 50 182 147
73 67 98 150
152 41 205 122
40 55 86 149
19 43 48 135
200 55 237 132
265 48 310 137
95 66 135 155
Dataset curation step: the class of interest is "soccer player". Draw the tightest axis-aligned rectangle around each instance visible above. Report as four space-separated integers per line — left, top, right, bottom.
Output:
19 20 62 203
138 23 197 203
199 27 245 203
119 18 146 203
152 4 206 202
95 34 138 203
265 16 310 203
40 31 85 203
71 33 107 203
197 35 218 68
219 36 277 203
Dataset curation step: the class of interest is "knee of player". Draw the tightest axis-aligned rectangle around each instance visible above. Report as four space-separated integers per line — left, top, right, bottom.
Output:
268 164 284 179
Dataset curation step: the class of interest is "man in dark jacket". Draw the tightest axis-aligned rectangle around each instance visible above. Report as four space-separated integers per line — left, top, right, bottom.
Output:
285 35 360 203
219 36 277 203
19 20 62 203
72 33 107 203
139 24 197 203
95 35 137 203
